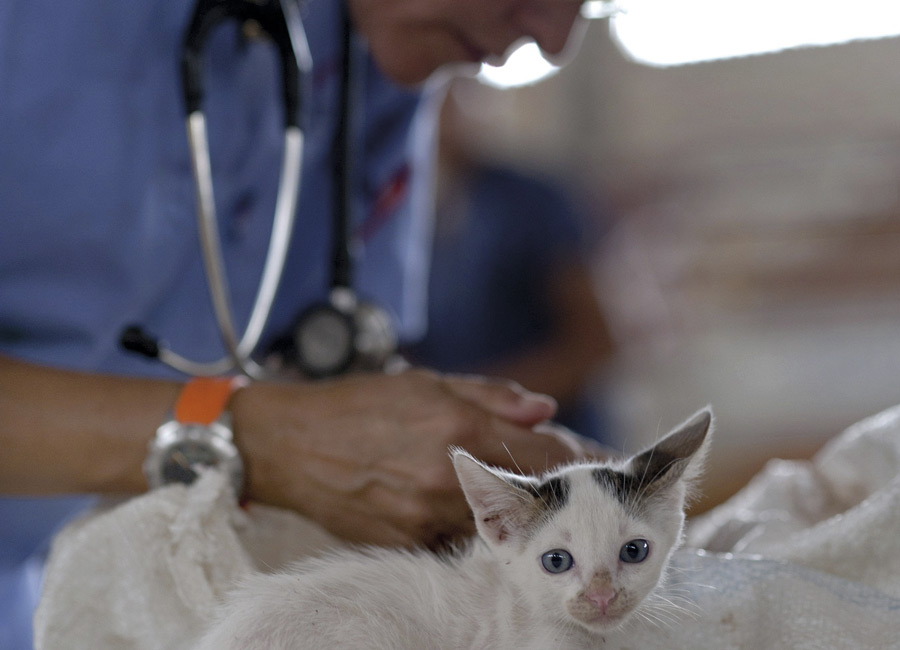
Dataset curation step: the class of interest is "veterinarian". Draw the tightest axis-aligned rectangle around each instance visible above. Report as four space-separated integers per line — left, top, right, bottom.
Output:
0 1 591 647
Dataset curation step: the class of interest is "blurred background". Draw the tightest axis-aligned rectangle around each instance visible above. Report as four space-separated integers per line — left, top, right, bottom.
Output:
436 11 900 513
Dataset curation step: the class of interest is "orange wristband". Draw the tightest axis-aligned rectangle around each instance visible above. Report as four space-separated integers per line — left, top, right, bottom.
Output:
174 376 250 425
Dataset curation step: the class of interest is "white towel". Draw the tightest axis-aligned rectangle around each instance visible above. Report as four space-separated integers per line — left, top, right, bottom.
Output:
34 471 336 650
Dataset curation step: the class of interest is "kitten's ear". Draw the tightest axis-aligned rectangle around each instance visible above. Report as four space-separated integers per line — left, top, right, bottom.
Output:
629 407 713 494
452 449 537 547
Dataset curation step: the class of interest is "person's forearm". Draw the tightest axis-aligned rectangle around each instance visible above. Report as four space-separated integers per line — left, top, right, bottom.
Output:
0 354 180 495
0 353 589 547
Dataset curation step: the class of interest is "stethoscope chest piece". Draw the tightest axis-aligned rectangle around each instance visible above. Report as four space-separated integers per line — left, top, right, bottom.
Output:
291 287 396 379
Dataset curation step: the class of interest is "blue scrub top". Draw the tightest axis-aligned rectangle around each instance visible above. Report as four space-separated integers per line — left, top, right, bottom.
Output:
0 1 437 646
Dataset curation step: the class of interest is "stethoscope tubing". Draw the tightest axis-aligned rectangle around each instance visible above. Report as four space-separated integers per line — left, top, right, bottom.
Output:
175 115 304 378
163 0 311 378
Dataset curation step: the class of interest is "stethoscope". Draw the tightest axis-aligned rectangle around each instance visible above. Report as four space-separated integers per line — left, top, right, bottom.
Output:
121 0 397 380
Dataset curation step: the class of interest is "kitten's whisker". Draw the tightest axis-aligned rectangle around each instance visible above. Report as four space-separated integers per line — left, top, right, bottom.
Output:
641 612 673 630
633 607 669 630
669 576 719 595
643 597 691 628
651 595 698 618
502 442 525 477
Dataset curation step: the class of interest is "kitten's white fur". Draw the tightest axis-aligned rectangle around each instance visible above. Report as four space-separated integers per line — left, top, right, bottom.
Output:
193 408 712 650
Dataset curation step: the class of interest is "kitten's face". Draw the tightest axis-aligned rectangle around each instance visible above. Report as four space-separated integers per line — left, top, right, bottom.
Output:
516 465 685 632
453 408 712 636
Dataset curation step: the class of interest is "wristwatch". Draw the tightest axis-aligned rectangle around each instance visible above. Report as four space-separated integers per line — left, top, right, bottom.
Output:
143 376 249 497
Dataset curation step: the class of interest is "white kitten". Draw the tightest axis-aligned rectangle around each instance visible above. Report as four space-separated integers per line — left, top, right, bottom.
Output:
194 408 712 650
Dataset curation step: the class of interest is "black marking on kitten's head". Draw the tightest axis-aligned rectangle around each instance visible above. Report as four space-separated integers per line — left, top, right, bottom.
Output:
591 468 636 507
591 463 680 516
533 476 571 512
508 474 571 512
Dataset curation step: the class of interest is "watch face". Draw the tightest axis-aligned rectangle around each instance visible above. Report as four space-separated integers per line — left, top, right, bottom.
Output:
160 439 222 485
147 422 244 495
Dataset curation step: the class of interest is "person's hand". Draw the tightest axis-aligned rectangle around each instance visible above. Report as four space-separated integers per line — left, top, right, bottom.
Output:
230 368 591 548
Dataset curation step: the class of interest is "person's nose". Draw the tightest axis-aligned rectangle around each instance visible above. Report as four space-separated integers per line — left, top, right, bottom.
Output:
516 1 584 56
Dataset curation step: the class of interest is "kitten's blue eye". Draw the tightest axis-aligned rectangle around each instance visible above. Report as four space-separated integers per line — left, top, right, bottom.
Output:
541 549 574 574
619 539 650 563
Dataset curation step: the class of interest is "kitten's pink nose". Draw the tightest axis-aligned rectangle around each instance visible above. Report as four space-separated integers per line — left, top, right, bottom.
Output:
585 586 618 613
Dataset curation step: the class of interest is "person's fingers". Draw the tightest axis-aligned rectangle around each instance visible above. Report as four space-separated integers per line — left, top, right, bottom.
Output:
449 415 572 475
532 422 617 462
441 373 557 425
